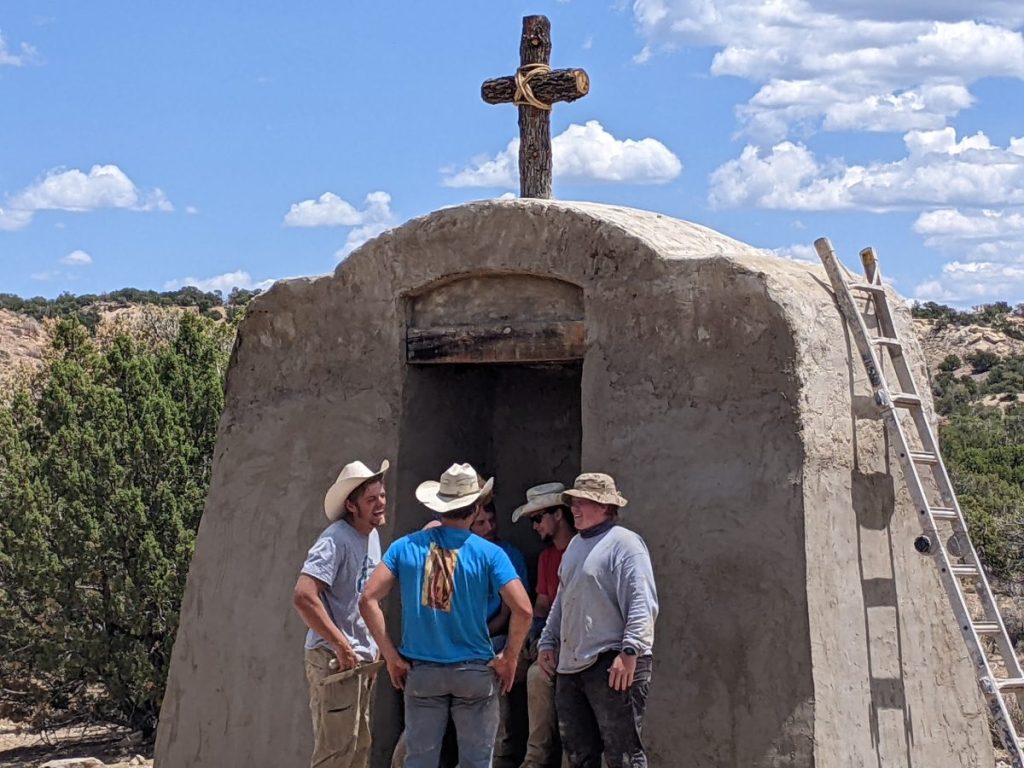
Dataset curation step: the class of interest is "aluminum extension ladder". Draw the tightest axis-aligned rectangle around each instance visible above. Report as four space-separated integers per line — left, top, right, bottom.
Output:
815 237 1024 767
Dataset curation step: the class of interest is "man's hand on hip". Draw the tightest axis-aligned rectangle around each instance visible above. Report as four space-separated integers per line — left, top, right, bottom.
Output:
384 652 411 691
607 651 637 691
489 652 518 694
538 649 557 680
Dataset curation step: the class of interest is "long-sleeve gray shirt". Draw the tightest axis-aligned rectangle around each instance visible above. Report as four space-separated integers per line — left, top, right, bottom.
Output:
539 524 658 674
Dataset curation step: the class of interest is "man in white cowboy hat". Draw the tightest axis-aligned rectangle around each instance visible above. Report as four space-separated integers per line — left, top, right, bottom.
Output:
293 458 390 768
360 463 533 768
537 473 659 768
511 482 576 768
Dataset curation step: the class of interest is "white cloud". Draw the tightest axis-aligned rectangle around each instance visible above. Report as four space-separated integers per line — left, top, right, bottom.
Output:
284 192 365 227
822 84 974 133
768 243 818 263
283 190 396 259
911 206 1024 302
163 270 277 294
632 46 653 64
709 128 1024 211
333 191 396 259
443 120 681 188
0 207 33 231
442 144 518 189
0 164 173 230
60 249 93 266
185 205 200 215
914 208 1024 243
0 31 39 66
632 2 1024 139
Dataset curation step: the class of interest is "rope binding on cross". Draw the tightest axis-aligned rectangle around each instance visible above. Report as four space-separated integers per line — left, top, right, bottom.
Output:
514 63 552 111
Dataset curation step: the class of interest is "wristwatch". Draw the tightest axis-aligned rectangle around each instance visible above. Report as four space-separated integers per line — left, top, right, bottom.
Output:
622 646 637 657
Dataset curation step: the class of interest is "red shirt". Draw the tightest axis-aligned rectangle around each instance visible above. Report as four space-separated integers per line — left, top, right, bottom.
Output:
536 544 565 601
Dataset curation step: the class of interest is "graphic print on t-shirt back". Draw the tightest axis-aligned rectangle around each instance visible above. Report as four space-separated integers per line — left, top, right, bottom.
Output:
421 542 458 612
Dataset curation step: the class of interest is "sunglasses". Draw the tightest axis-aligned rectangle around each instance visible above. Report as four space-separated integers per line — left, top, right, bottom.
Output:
531 508 558 525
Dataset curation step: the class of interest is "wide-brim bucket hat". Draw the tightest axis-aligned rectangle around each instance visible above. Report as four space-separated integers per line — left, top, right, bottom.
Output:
512 482 566 523
562 472 628 508
416 463 494 514
323 459 390 522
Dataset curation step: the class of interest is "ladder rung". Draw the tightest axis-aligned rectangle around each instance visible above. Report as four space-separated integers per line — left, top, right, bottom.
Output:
950 564 979 577
929 507 958 520
849 282 886 294
909 451 939 465
997 678 1024 692
892 393 922 407
973 622 1001 635
872 337 902 347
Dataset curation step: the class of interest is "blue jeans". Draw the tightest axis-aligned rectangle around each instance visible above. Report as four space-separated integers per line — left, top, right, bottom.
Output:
404 661 499 768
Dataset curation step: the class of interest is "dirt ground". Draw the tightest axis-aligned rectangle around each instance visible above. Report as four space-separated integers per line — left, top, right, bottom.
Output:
0 719 152 768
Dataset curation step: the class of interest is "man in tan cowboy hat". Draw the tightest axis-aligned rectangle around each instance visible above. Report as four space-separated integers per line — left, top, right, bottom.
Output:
360 463 532 768
294 459 390 768
538 473 659 768
511 483 575 768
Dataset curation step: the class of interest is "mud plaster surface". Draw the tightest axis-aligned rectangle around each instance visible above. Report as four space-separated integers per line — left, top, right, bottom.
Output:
155 200 993 768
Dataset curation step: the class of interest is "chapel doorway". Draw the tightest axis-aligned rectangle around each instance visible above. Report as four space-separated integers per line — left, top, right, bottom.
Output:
394 271 586 556
370 273 585 767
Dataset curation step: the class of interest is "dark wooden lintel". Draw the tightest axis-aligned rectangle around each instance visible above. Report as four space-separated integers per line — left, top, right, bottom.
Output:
406 320 585 364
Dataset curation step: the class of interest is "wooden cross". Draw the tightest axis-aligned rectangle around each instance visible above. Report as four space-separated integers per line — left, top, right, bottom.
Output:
481 15 590 199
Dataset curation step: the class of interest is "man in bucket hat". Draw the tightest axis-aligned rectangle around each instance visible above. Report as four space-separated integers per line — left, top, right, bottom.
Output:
538 473 659 768
294 459 390 768
360 463 533 768
512 482 575 768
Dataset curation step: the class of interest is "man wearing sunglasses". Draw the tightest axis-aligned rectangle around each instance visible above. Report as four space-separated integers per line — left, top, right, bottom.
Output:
511 483 576 768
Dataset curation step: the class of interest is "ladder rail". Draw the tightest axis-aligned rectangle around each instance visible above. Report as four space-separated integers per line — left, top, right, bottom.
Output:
815 236 1024 766
856 248 1022 677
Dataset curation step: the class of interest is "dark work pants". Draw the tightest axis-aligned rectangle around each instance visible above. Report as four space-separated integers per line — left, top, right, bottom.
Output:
554 650 653 768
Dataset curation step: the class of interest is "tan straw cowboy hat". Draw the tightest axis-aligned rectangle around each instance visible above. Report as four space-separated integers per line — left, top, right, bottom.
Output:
416 463 495 514
562 472 628 508
512 482 566 523
323 459 389 522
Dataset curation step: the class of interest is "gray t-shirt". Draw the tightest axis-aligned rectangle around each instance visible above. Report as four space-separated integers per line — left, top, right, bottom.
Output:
301 519 380 661
539 524 658 674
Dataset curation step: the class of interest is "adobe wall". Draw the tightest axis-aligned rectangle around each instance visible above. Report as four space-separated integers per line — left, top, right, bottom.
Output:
155 200 993 768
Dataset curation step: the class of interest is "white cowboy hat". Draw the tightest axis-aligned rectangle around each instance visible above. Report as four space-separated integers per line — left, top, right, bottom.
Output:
562 472 628 508
416 463 495 514
512 482 566 523
323 459 389 522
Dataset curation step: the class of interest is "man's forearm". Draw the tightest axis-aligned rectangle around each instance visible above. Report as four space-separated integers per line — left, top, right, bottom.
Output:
504 604 531 659
295 592 350 650
359 597 401 661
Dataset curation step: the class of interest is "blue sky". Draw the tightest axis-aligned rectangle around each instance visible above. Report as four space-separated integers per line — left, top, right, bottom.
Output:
3 2 1024 306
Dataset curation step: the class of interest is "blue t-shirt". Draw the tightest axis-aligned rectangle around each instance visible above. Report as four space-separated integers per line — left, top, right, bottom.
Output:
381 526 519 663
487 540 529 621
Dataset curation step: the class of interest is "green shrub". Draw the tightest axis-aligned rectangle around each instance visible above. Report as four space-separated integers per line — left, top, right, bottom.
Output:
0 314 230 733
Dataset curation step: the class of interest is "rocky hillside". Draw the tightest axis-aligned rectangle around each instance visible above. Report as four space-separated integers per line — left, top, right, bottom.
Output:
0 310 47 392
0 295 236 396
914 316 1024 372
